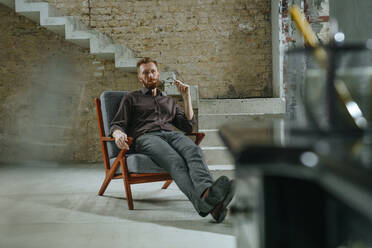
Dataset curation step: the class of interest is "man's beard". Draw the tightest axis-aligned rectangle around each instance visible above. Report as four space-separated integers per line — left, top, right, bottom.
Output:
143 79 159 89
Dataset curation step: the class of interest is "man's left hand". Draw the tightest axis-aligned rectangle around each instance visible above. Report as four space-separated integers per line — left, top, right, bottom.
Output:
174 80 190 98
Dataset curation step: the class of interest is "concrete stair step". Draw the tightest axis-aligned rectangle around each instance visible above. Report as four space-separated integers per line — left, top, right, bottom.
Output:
115 57 140 72
199 98 285 115
201 146 234 165
208 164 235 172
15 1 49 23
66 30 93 44
199 129 225 147
198 98 286 167
64 17 95 47
198 113 284 129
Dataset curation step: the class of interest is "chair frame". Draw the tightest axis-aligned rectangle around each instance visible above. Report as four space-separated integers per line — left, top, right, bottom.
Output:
95 97 205 210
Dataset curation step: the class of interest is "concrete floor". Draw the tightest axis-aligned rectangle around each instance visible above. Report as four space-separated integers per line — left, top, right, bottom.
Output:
0 162 235 248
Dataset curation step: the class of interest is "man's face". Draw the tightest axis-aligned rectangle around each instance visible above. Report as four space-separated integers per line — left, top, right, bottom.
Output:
138 62 160 90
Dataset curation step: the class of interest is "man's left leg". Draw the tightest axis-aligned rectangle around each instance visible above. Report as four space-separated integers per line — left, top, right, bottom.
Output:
135 131 214 215
162 131 214 198
162 131 234 222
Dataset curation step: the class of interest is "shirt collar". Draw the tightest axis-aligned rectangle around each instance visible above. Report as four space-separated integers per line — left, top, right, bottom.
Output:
140 87 166 96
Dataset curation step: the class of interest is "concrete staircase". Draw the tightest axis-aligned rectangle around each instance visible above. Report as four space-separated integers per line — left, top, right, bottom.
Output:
0 0 197 96
0 0 140 71
199 98 285 170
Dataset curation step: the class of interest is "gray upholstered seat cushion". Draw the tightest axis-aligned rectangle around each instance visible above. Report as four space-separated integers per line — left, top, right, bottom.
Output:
110 153 167 174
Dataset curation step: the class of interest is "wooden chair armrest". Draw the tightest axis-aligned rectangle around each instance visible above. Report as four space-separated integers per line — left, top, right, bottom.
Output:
101 136 133 143
186 132 206 136
186 132 205 146
186 132 199 136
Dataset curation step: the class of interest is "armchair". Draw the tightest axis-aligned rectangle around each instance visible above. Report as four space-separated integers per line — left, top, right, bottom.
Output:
95 91 205 210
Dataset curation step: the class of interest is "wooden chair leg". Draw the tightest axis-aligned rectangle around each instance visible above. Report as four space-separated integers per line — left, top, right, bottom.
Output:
120 159 134 210
98 159 121 196
123 177 134 210
162 180 173 189
98 175 111 196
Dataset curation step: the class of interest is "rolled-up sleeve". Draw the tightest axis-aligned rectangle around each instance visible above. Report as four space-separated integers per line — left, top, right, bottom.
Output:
109 95 131 136
172 103 196 134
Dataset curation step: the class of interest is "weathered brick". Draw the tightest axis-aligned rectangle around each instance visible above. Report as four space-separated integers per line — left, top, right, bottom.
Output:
37 0 272 98
0 5 138 163
0 0 274 162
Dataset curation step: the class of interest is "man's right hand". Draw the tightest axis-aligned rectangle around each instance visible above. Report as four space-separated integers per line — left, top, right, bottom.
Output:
112 130 129 150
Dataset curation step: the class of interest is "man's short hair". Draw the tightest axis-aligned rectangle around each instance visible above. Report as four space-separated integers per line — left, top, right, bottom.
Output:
136 57 158 72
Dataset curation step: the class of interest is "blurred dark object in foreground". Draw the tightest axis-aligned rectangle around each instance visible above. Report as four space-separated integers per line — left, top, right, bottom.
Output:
220 120 372 248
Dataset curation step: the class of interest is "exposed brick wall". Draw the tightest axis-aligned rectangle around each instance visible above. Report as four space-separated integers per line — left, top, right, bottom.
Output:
0 4 139 162
0 0 273 163
36 0 273 98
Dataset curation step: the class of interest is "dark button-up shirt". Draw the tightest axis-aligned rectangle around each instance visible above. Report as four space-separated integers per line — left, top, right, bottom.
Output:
110 87 196 139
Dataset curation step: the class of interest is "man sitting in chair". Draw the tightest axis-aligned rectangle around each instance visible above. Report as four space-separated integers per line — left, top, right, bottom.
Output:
110 57 234 223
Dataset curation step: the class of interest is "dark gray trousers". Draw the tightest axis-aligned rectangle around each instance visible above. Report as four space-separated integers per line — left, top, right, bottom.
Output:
135 130 214 214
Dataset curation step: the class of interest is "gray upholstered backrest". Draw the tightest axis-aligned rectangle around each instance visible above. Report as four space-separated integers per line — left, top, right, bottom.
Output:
100 91 127 159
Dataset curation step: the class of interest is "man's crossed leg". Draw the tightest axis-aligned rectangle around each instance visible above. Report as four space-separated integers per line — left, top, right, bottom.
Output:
135 130 234 222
